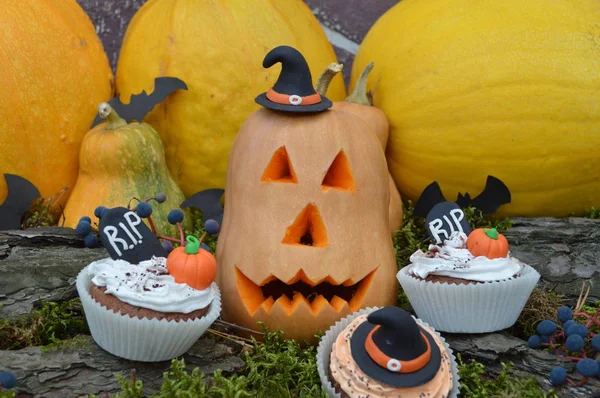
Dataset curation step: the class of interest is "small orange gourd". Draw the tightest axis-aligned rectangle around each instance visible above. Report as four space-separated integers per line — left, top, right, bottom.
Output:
167 235 217 290
466 228 509 259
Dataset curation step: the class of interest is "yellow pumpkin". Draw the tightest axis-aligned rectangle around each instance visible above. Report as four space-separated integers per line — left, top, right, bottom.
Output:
216 47 397 343
115 0 346 198
61 104 191 236
0 0 113 210
351 0 600 218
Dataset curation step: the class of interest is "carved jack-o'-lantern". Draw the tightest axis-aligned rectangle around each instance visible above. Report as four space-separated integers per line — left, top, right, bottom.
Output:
216 46 398 342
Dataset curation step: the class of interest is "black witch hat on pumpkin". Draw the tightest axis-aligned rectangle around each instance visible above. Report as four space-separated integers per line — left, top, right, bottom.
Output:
350 307 442 387
255 45 332 113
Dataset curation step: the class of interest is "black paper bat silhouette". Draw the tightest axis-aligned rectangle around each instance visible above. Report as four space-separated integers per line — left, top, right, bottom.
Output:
181 189 225 226
91 77 188 128
413 175 511 218
0 174 41 231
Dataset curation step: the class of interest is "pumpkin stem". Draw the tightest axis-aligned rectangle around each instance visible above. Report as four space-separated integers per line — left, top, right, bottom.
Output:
98 102 127 129
484 228 499 240
184 236 200 254
346 62 374 106
315 63 343 96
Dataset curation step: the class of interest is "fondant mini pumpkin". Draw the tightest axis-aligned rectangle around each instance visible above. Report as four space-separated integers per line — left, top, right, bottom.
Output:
216 46 397 342
466 228 509 259
168 235 217 290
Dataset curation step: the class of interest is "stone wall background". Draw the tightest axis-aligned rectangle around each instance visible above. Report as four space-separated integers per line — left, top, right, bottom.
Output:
76 0 401 87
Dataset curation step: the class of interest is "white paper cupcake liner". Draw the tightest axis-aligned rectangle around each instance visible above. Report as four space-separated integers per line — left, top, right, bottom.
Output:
76 265 222 362
317 307 460 398
397 264 540 333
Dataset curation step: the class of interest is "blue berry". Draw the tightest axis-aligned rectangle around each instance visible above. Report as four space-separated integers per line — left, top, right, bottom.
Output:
557 306 573 323
549 366 567 386
528 335 542 349
591 334 600 352
167 209 184 224
540 335 550 343
563 320 575 333
200 243 211 252
136 202 153 218
568 324 588 339
0 371 17 389
79 216 92 224
576 358 599 378
83 234 98 248
75 221 92 237
205 219 220 235
537 320 557 336
94 206 108 218
565 334 585 353
161 240 174 254
155 192 167 203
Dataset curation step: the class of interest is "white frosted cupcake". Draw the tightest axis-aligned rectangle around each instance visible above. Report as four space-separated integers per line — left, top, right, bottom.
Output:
317 306 460 398
77 256 221 362
397 228 540 333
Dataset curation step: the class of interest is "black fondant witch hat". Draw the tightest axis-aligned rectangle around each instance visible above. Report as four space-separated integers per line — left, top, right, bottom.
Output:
350 307 442 387
255 45 332 113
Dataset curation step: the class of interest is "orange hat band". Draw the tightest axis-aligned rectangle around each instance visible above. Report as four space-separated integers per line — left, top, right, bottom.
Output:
266 88 322 106
364 326 432 374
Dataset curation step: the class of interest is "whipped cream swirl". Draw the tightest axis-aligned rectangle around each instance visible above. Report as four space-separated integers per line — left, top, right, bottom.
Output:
408 232 523 282
88 256 215 313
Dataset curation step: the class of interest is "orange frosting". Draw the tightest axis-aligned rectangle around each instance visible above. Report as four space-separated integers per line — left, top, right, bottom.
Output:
329 315 454 398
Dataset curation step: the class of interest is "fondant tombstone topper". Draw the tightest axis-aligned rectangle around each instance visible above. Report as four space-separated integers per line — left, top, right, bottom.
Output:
425 202 472 244
98 206 167 263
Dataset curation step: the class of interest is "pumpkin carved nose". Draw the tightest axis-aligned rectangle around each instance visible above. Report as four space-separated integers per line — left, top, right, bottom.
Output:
281 203 328 247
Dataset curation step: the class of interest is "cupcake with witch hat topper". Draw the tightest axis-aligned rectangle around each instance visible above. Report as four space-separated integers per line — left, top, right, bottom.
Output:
255 45 332 113
318 306 459 398
76 198 221 362
396 184 540 333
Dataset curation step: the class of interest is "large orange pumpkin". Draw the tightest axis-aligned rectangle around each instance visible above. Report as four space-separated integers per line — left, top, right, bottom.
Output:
216 47 397 343
0 1 114 210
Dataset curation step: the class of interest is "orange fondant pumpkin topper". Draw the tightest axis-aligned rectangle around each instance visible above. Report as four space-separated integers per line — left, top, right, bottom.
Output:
216 46 399 342
167 234 217 290
466 228 509 259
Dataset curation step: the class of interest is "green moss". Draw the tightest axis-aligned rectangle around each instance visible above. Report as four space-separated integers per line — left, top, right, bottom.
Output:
21 199 59 228
114 326 326 398
0 298 88 350
457 355 556 397
582 207 599 219
0 390 16 398
42 333 91 352
575 301 600 334
182 209 218 253
512 288 564 339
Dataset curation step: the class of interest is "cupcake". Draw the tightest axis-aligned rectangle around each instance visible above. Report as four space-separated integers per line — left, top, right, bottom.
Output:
397 228 540 333
77 224 221 361
318 306 459 398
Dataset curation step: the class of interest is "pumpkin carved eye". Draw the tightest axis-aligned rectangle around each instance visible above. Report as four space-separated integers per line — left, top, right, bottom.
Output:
322 150 356 192
261 146 297 183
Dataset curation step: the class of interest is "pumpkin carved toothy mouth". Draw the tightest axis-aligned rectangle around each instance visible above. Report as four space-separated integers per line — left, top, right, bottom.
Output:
235 267 378 316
